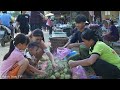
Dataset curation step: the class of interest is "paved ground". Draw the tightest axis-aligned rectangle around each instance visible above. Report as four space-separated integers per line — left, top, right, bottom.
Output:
0 30 50 62
0 42 10 61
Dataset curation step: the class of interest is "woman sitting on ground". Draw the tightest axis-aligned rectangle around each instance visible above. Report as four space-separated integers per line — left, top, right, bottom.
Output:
69 28 120 79
103 20 119 42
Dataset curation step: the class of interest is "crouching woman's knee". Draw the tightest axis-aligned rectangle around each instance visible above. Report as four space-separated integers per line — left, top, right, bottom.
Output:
18 59 29 67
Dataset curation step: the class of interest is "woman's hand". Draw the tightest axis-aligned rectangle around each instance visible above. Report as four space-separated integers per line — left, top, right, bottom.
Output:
68 60 77 68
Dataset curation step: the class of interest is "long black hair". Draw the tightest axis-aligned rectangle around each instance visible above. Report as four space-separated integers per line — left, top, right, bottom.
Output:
32 29 45 42
3 34 30 60
81 28 103 42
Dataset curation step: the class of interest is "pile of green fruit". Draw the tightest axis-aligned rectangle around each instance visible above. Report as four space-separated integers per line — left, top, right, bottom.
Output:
36 60 72 79
49 60 71 79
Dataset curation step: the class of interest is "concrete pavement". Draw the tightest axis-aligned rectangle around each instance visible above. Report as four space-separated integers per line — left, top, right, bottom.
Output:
0 42 10 61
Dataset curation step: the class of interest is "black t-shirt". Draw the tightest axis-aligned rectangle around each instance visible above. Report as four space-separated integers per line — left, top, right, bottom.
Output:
71 27 78 35
16 14 30 28
70 30 83 43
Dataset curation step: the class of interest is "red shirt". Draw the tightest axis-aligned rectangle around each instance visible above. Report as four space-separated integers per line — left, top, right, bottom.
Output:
46 19 53 27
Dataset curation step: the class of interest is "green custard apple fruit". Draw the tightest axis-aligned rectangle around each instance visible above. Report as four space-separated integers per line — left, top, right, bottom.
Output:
62 73 66 76
65 74 71 79
50 75 56 79
60 74 65 79
58 64 64 69
63 68 68 73
54 72 61 78
59 70 64 74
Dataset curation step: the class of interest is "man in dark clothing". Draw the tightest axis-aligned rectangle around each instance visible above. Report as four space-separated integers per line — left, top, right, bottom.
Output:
70 30 83 43
71 27 78 35
63 14 88 48
30 11 44 31
62 14 90 60
16 11 30 35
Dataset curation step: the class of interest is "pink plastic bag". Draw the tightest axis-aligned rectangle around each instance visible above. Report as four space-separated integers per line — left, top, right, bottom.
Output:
56 48 71 60
41 61 48 70
71 65 88 79
38 61 48 70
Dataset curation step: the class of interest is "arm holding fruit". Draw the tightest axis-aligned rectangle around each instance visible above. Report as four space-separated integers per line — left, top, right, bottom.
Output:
45 51 58 68
69 54 99 68
41 41 58 68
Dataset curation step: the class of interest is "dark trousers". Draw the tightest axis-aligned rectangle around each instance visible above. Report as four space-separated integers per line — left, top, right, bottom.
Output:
30 23 42 31
91 59 120 79
47 26 52 35
19 27 29 35
8 26 14 36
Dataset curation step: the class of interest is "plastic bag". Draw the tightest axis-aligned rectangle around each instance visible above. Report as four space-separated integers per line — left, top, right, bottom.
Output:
71 65 88 79
56 48 71 60
38 61 48 70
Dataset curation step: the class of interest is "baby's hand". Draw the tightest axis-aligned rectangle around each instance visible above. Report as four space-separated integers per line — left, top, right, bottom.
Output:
52 62 58 68
41 61 48 70
38 70 47 77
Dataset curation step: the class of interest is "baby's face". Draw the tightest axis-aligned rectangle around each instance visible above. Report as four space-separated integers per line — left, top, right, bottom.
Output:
29 47 39 56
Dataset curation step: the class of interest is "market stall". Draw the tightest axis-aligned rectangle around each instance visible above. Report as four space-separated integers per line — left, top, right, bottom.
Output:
54 24 72 37
49 32 69 53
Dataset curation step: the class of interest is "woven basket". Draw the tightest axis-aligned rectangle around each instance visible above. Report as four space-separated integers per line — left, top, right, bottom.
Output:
49 37 69 53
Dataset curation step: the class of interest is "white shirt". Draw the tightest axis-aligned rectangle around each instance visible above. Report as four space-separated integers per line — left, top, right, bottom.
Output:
24 51 36 62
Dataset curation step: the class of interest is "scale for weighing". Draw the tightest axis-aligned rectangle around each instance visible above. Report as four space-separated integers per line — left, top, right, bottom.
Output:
49 32 69 53
51 32 67 38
